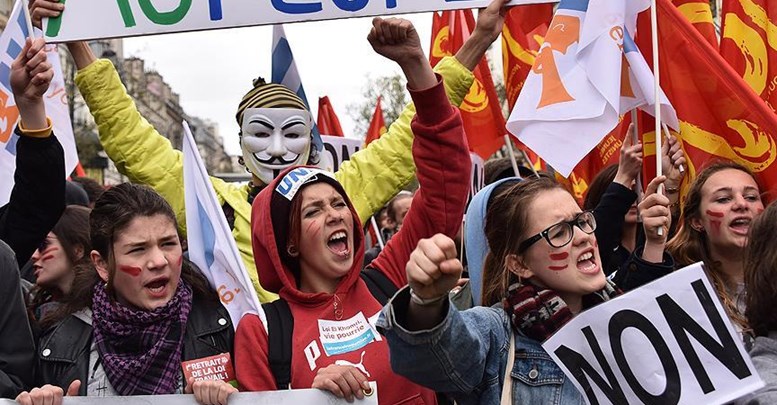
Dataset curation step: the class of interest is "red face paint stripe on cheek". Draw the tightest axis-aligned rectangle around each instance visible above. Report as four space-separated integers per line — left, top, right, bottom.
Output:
549 252 569 261
548 265 569 271
119 266 142 277
41 255 54 262
706 210 725 218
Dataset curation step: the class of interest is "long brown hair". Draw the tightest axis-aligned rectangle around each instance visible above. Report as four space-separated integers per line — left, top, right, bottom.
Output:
41 184 217 330
745 202 777 337
583 164 618 211
481 176 565 307
31 206 92 313
666 161 762 330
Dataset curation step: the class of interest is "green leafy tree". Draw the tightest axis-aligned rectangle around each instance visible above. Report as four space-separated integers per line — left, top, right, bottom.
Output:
347 72 409 140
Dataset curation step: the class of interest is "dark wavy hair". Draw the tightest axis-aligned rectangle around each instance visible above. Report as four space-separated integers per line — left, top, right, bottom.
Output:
41 183 217 330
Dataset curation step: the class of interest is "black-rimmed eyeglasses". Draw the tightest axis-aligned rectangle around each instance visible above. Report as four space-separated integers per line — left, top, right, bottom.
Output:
517 211 597 253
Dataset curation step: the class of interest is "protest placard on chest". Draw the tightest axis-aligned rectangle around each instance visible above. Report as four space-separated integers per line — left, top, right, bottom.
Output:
542 262 763 405
44 0 555 43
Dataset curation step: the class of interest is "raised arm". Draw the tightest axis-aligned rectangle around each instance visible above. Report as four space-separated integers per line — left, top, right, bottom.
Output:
0 38 64 266
335 0 509 223
365 18 471 288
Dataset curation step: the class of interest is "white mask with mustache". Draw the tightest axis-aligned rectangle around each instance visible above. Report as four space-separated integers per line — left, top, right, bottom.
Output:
240 108 313 185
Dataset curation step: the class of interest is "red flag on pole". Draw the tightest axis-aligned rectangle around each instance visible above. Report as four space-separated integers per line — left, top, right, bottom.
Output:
635 0 777 200
430 9 505 159
364 96 387 147
317 96 345 137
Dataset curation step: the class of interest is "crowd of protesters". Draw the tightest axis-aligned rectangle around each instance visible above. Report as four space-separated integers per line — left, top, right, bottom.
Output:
1 0 775 404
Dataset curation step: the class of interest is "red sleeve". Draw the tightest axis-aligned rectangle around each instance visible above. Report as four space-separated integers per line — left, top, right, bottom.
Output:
370 75 471 289
234 314 277 391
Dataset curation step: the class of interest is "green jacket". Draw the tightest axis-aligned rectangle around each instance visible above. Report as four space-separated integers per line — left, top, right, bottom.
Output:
75 57 474 302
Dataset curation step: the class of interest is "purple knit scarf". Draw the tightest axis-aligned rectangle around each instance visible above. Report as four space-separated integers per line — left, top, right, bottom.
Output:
503 280 619 342
92 280 193 395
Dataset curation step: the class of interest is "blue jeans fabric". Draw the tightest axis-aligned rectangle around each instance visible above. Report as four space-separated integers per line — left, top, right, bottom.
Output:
377 287 585 405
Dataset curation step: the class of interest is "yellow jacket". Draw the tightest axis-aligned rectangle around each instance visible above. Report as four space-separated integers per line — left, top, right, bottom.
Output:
75 57 474 303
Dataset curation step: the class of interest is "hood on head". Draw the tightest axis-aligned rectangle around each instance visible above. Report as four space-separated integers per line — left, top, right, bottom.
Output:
465 177 522 306
251 166 364 300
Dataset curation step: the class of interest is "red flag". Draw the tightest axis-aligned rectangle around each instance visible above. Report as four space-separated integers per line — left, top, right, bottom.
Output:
364 97 387 147
501 4 553 171
635 0 777 200
430 10 505 159
720 0 777 111
74 161 86 177
317 96 344 137
673 0 718 49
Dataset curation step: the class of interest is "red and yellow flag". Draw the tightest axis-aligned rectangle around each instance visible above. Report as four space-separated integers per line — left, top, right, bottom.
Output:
720 0 777 111
673 0 718 49
364 96 387 147
635 0 777 201
501 4 553 173
317 96 345 137
430 9 505 159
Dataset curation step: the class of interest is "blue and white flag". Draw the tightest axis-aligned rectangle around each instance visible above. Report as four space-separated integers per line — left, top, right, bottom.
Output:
272 24 324 157
183 121 265 331
0 0 76 205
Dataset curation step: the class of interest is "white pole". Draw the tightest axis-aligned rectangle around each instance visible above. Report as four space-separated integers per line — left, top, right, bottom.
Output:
651 0 664 237
370 217 385 250
503 134 523 177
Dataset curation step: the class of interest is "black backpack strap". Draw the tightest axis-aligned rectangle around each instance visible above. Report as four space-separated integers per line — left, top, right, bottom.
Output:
360 267 399 306
261 299 293 390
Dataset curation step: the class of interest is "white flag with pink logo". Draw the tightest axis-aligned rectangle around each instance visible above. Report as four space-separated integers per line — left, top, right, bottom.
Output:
506 0 678 177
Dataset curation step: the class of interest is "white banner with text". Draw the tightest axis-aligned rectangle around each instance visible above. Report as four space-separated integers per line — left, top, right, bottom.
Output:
43 0 555 42
543 263 763 405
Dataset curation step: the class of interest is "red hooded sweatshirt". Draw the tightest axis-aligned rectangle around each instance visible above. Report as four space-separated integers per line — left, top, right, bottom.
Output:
235 77 471 405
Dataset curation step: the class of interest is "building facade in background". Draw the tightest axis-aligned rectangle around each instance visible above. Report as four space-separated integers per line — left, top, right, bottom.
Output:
0 5 235 185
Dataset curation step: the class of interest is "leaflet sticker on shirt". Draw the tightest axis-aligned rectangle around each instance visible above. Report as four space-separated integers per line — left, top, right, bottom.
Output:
275 167 336 201
319 312 377 356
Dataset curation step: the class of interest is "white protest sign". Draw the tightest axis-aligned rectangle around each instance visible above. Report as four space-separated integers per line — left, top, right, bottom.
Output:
321 135 362 173
542 263 763 405
0 383 378 404
43 0 555 42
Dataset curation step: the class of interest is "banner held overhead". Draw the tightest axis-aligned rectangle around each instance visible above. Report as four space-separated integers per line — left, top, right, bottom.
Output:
43 0 555 43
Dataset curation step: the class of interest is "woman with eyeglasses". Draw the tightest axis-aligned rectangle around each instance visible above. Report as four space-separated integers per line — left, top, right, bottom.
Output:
376 175 675 404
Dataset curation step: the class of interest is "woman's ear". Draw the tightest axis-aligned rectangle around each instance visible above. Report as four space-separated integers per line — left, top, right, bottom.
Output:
506 253 534 280
690 216 705 233
91 250 109 283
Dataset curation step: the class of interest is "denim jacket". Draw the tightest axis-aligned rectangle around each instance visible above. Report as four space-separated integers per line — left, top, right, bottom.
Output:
377 287 584 405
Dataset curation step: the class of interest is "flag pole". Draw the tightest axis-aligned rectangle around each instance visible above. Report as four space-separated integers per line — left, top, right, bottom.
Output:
370 217 385 250
651 0 664 236
503 134 524 177
630 110 644 223
662 123 684 174
21 0 36 40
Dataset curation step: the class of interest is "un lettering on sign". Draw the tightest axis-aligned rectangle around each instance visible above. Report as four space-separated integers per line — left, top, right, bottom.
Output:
43 0 555 43
542 262 763 405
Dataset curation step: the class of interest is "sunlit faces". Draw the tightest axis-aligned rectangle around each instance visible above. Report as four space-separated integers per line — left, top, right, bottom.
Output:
296 183 355 292
32 233 75 294
91 214 184 311
692 169 764 253
512 188 606 305
240 108 313 185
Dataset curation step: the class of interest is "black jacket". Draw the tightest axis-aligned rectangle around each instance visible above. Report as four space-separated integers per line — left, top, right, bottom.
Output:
36 295 234 395
0 128 65 267
0 240 36 398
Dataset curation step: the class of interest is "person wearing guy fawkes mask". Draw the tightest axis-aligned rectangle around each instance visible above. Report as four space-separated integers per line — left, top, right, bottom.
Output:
235 78 319 203
29 0 513 303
